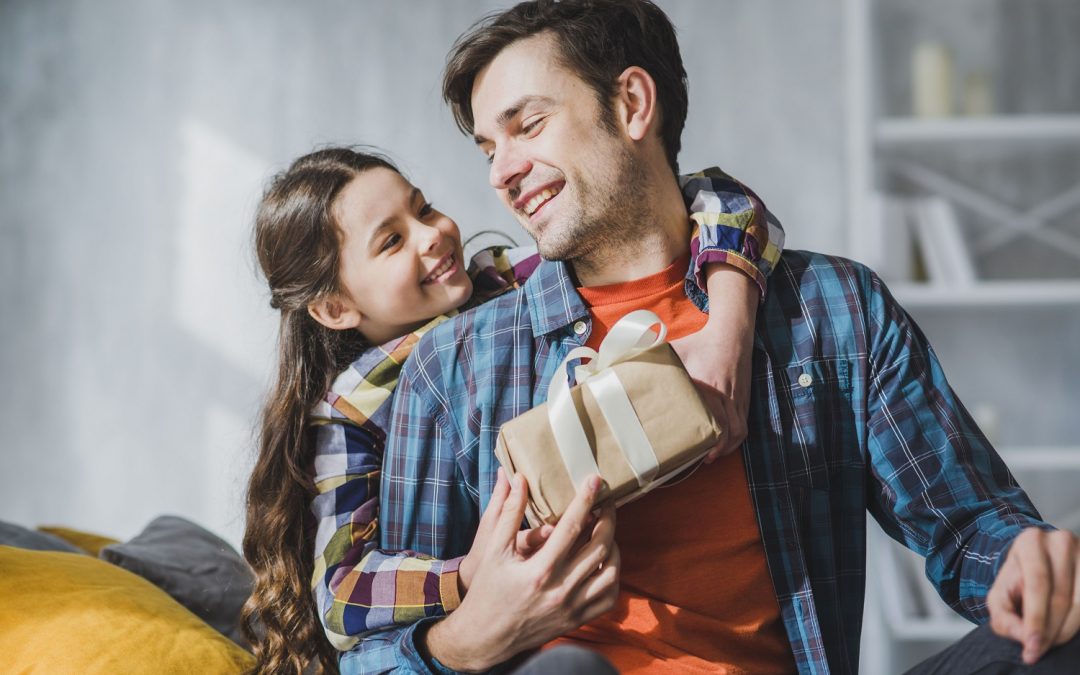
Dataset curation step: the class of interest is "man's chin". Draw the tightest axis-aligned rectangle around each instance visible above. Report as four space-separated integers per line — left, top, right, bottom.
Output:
532 224 588 262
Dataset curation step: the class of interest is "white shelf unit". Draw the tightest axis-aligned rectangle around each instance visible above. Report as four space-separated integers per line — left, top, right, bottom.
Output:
869 445 1080 673
845 1 1080 300
846 2 1080 672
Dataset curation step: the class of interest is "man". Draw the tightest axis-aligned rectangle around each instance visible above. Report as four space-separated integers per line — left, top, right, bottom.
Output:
354 1 1080 673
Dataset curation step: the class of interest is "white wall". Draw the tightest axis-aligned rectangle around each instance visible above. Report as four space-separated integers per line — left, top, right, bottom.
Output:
2 3 1079 673
0 0 851 548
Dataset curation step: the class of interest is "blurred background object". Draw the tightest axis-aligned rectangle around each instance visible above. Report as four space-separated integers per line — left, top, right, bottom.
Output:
849 0 1080 671
0 1 1076 672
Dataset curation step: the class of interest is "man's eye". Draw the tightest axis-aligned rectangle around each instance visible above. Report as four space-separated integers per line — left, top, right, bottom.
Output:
522 117 544 135
380 233 401 252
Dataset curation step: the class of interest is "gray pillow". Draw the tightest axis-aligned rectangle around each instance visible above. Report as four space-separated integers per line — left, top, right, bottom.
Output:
0 520 84 554
99 515 254 646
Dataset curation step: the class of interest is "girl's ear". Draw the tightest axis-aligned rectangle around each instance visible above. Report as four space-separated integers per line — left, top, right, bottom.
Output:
307 294 362 331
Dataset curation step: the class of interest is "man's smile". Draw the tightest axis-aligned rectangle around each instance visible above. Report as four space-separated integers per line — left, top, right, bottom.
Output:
515 181 565 218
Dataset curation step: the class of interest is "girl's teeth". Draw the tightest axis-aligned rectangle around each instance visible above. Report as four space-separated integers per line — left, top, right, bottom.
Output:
427 257 453 282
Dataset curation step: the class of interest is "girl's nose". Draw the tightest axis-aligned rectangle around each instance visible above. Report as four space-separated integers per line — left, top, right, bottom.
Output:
419 222 443 254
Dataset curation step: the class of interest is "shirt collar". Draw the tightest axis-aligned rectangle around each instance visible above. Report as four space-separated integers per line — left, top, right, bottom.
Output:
523 258 591 336
523 166 756 336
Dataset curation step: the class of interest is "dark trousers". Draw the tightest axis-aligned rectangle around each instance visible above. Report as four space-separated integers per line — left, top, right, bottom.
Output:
905 624 1080 675
511 645 618 675
509 626 1080 674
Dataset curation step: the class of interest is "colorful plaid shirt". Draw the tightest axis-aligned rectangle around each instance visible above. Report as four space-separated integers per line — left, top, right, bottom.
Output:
310 168 782 653
356 249 1052 671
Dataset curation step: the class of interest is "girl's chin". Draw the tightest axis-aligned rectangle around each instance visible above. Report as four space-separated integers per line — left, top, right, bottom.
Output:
428 281 473 314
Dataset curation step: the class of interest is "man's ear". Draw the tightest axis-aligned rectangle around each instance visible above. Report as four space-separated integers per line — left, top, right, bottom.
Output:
307 294 362 331
615 66 659 142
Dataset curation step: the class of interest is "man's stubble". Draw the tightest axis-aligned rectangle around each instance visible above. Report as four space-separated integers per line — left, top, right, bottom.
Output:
534 142 663 282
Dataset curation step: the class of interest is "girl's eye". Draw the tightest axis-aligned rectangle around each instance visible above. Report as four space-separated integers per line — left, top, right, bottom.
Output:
419 202 434 217
380 233 401 253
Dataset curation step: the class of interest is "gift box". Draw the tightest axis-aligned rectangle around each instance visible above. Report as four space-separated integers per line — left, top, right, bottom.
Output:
494 310 725 527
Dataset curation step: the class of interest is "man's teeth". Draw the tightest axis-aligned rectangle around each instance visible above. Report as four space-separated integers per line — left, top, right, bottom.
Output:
524 187 561 216
425 256 454 283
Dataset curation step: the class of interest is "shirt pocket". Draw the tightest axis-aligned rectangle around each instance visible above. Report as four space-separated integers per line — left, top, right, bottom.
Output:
773 358 854 490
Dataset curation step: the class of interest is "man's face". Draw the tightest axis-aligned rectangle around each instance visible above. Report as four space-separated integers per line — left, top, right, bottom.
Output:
471 34 640 261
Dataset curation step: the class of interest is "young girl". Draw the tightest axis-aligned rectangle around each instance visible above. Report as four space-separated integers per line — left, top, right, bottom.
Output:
241 147 783 674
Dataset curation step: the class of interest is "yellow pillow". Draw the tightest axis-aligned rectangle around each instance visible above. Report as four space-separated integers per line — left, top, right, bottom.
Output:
36 525 121 556
0 546 254 674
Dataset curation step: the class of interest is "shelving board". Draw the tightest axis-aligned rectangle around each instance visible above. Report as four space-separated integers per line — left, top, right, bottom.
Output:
997 446 1080 471
890 281 1080 308
876 115 1080 146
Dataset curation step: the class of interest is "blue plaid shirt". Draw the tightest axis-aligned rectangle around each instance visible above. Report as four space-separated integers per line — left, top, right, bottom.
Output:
347 250 1050 675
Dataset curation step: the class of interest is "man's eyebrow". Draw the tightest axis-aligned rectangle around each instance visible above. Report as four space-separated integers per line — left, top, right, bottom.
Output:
472 95 555 145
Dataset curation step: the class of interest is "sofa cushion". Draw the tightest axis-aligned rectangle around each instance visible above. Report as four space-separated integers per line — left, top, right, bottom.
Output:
0 545 253 674
99 515 254 645
37 524 120 556
0 520 83 553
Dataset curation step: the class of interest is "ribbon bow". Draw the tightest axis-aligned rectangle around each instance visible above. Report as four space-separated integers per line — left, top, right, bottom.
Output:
547 310 668 492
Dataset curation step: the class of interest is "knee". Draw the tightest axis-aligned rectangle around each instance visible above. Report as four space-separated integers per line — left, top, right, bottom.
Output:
518 645 618 675
1038 629 1080 670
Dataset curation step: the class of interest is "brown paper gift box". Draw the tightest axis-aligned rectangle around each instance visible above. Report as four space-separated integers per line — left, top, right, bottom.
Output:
494 341 724 527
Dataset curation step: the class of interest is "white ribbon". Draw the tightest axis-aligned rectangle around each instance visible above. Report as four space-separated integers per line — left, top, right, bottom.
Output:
547 310 668 491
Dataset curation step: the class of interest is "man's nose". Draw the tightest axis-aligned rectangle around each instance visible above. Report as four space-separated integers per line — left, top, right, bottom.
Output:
488 144 530 192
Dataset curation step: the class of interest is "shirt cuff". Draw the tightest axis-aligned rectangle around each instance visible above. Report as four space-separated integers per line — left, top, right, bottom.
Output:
400 617 462 675
694 249 768 301
439 556 464 612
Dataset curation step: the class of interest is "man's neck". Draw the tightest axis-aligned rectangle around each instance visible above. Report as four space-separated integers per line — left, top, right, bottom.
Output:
571 173 689 288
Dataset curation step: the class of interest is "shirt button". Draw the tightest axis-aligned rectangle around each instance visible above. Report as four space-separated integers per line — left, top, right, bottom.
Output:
573 321 588 336
798 373 813 388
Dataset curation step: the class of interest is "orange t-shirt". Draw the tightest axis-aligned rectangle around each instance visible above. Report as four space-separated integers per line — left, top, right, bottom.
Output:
550 253 796 674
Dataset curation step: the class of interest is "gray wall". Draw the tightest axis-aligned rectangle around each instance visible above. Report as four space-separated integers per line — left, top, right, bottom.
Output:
0 1 849 546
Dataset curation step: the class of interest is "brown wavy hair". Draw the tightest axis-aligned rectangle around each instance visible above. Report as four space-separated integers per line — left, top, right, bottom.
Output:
241 147 398 674
442 0 688 173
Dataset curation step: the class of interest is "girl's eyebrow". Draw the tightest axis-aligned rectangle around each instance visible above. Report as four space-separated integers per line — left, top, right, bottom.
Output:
367 188 422 249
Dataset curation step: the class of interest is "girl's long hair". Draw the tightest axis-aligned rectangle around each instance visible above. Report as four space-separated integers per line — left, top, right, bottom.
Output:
241 147 397 674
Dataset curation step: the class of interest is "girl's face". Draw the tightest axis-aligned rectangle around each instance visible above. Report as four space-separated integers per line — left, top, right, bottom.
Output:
319 167 473 344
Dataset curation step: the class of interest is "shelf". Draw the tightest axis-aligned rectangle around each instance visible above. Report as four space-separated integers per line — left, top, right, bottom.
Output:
889 281 1080 308
876 115 1080 146
998 446 1080 470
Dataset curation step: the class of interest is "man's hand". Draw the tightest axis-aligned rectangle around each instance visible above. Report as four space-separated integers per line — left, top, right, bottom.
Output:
421 469 620 672
458 483 554 592
987 527 1080 664
669 264 758 462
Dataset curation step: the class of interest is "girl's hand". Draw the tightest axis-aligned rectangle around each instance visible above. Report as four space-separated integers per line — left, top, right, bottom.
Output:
670 264 758 462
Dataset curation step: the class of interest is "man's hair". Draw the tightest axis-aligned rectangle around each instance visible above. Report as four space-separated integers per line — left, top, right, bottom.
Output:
442 0 688 173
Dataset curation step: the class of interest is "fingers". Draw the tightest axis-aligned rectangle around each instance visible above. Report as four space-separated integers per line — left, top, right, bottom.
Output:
1056 551 1080 646
704 396 737 463
987 562 1025 644
1045 531 1077 648
491 473 530 553
571 544 621 624
533 474 603 570
563 504 617 590
477 468 511 537
1016 530 1053 663
516 524 554 556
